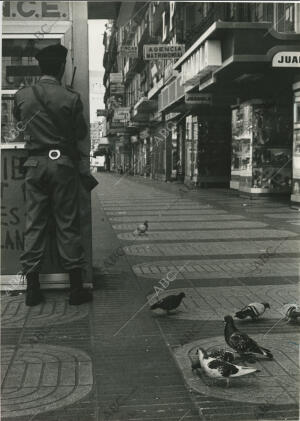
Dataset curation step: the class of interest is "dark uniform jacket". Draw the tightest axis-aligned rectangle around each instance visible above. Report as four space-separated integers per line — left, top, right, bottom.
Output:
13 76 88 159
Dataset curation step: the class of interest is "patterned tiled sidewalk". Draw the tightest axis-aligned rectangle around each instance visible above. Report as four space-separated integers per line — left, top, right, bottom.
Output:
1 172 300 421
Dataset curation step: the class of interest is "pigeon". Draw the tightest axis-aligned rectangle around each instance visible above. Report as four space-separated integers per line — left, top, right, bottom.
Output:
191 349 234 372
133 221 148 235
224 315 273 360
235 302 270 320
281 304 300 322
208 349 235 363
197 348 260 387
150 292 185 313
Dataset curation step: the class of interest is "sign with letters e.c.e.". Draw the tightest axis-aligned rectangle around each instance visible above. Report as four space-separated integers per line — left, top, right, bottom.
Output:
3 1 70 20
185 93 212 105
272 52 300 67
144 44 185 60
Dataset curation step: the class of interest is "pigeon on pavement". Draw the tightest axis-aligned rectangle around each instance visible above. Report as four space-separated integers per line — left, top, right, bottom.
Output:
208 349 235 363
133 221 148 235
191 348 234 372
281 304 300 322
224 315 273 360
197 348 260 387
235 302 270 321
150 292 185 314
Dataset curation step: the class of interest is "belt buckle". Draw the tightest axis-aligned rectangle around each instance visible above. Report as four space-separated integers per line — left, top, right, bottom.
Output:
49 149 61 160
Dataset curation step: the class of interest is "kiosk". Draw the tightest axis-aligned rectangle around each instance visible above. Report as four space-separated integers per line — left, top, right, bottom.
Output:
1 1 92 290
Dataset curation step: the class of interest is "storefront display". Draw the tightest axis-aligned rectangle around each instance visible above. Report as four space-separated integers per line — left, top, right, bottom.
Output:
292 83 300 203
252 104 292 192
231 101 292 193
231 104 253 189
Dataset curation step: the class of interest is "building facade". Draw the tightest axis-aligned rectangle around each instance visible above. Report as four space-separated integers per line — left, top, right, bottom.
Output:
102 2 300 202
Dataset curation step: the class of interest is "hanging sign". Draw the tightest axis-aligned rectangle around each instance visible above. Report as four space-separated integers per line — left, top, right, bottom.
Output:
114 107 131 122
272 52 300 67
120 45 138 58
143 44 185 60
109 73 123 84
185 93 212 105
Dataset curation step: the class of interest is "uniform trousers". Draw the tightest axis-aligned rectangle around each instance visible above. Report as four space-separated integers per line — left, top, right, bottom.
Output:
20 155 85 274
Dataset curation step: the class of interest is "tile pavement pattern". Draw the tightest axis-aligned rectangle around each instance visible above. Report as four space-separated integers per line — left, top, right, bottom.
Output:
112 221 267 231
118 229 297 241
99 174 300 421
2 173 299 421
109 214 244 222
132 257 300 279
175 334 298 405
2 344 93 418
2 294 89 328
123 239 300 257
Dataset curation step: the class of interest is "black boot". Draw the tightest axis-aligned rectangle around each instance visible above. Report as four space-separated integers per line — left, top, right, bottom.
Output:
25 272 44 306
69 268 93 305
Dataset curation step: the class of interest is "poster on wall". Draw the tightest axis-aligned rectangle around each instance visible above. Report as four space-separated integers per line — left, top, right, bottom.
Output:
1 150 64 277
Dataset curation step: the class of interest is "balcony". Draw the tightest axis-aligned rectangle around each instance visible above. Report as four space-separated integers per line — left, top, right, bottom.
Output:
183 3 274 49
134 96 157 113
158 75 184 113
122 20 138 45
181 40 222 87
123 55 144 84
147 78 164 99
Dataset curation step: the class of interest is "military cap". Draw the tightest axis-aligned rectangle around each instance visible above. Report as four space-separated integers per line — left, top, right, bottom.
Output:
35 44 68 63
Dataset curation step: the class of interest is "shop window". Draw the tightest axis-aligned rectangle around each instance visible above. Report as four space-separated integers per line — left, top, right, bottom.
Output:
2 38 61 143
252 3 264 21
186 115 193 141
2 38 60 90
295 103 300 123
275 3 296 33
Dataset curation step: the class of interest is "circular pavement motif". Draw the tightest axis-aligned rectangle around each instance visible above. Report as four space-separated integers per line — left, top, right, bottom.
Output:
2 344 93 418
174 333 299 405
1 294 89 328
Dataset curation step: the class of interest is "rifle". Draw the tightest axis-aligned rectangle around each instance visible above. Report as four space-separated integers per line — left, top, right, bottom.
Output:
70 66 77 89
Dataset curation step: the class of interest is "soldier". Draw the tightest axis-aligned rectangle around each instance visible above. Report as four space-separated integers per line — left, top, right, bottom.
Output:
13 43 92 306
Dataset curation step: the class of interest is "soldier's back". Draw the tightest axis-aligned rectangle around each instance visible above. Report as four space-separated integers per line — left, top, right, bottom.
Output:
14 77 82 150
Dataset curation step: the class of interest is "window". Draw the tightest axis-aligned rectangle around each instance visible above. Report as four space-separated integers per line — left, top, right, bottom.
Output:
2 38 60 90
295 102 300 123
276 3 296 33
254 3 264 21
2 37 60 143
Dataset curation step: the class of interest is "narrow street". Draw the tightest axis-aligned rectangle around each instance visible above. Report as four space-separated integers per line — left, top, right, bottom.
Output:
2 173 300 421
